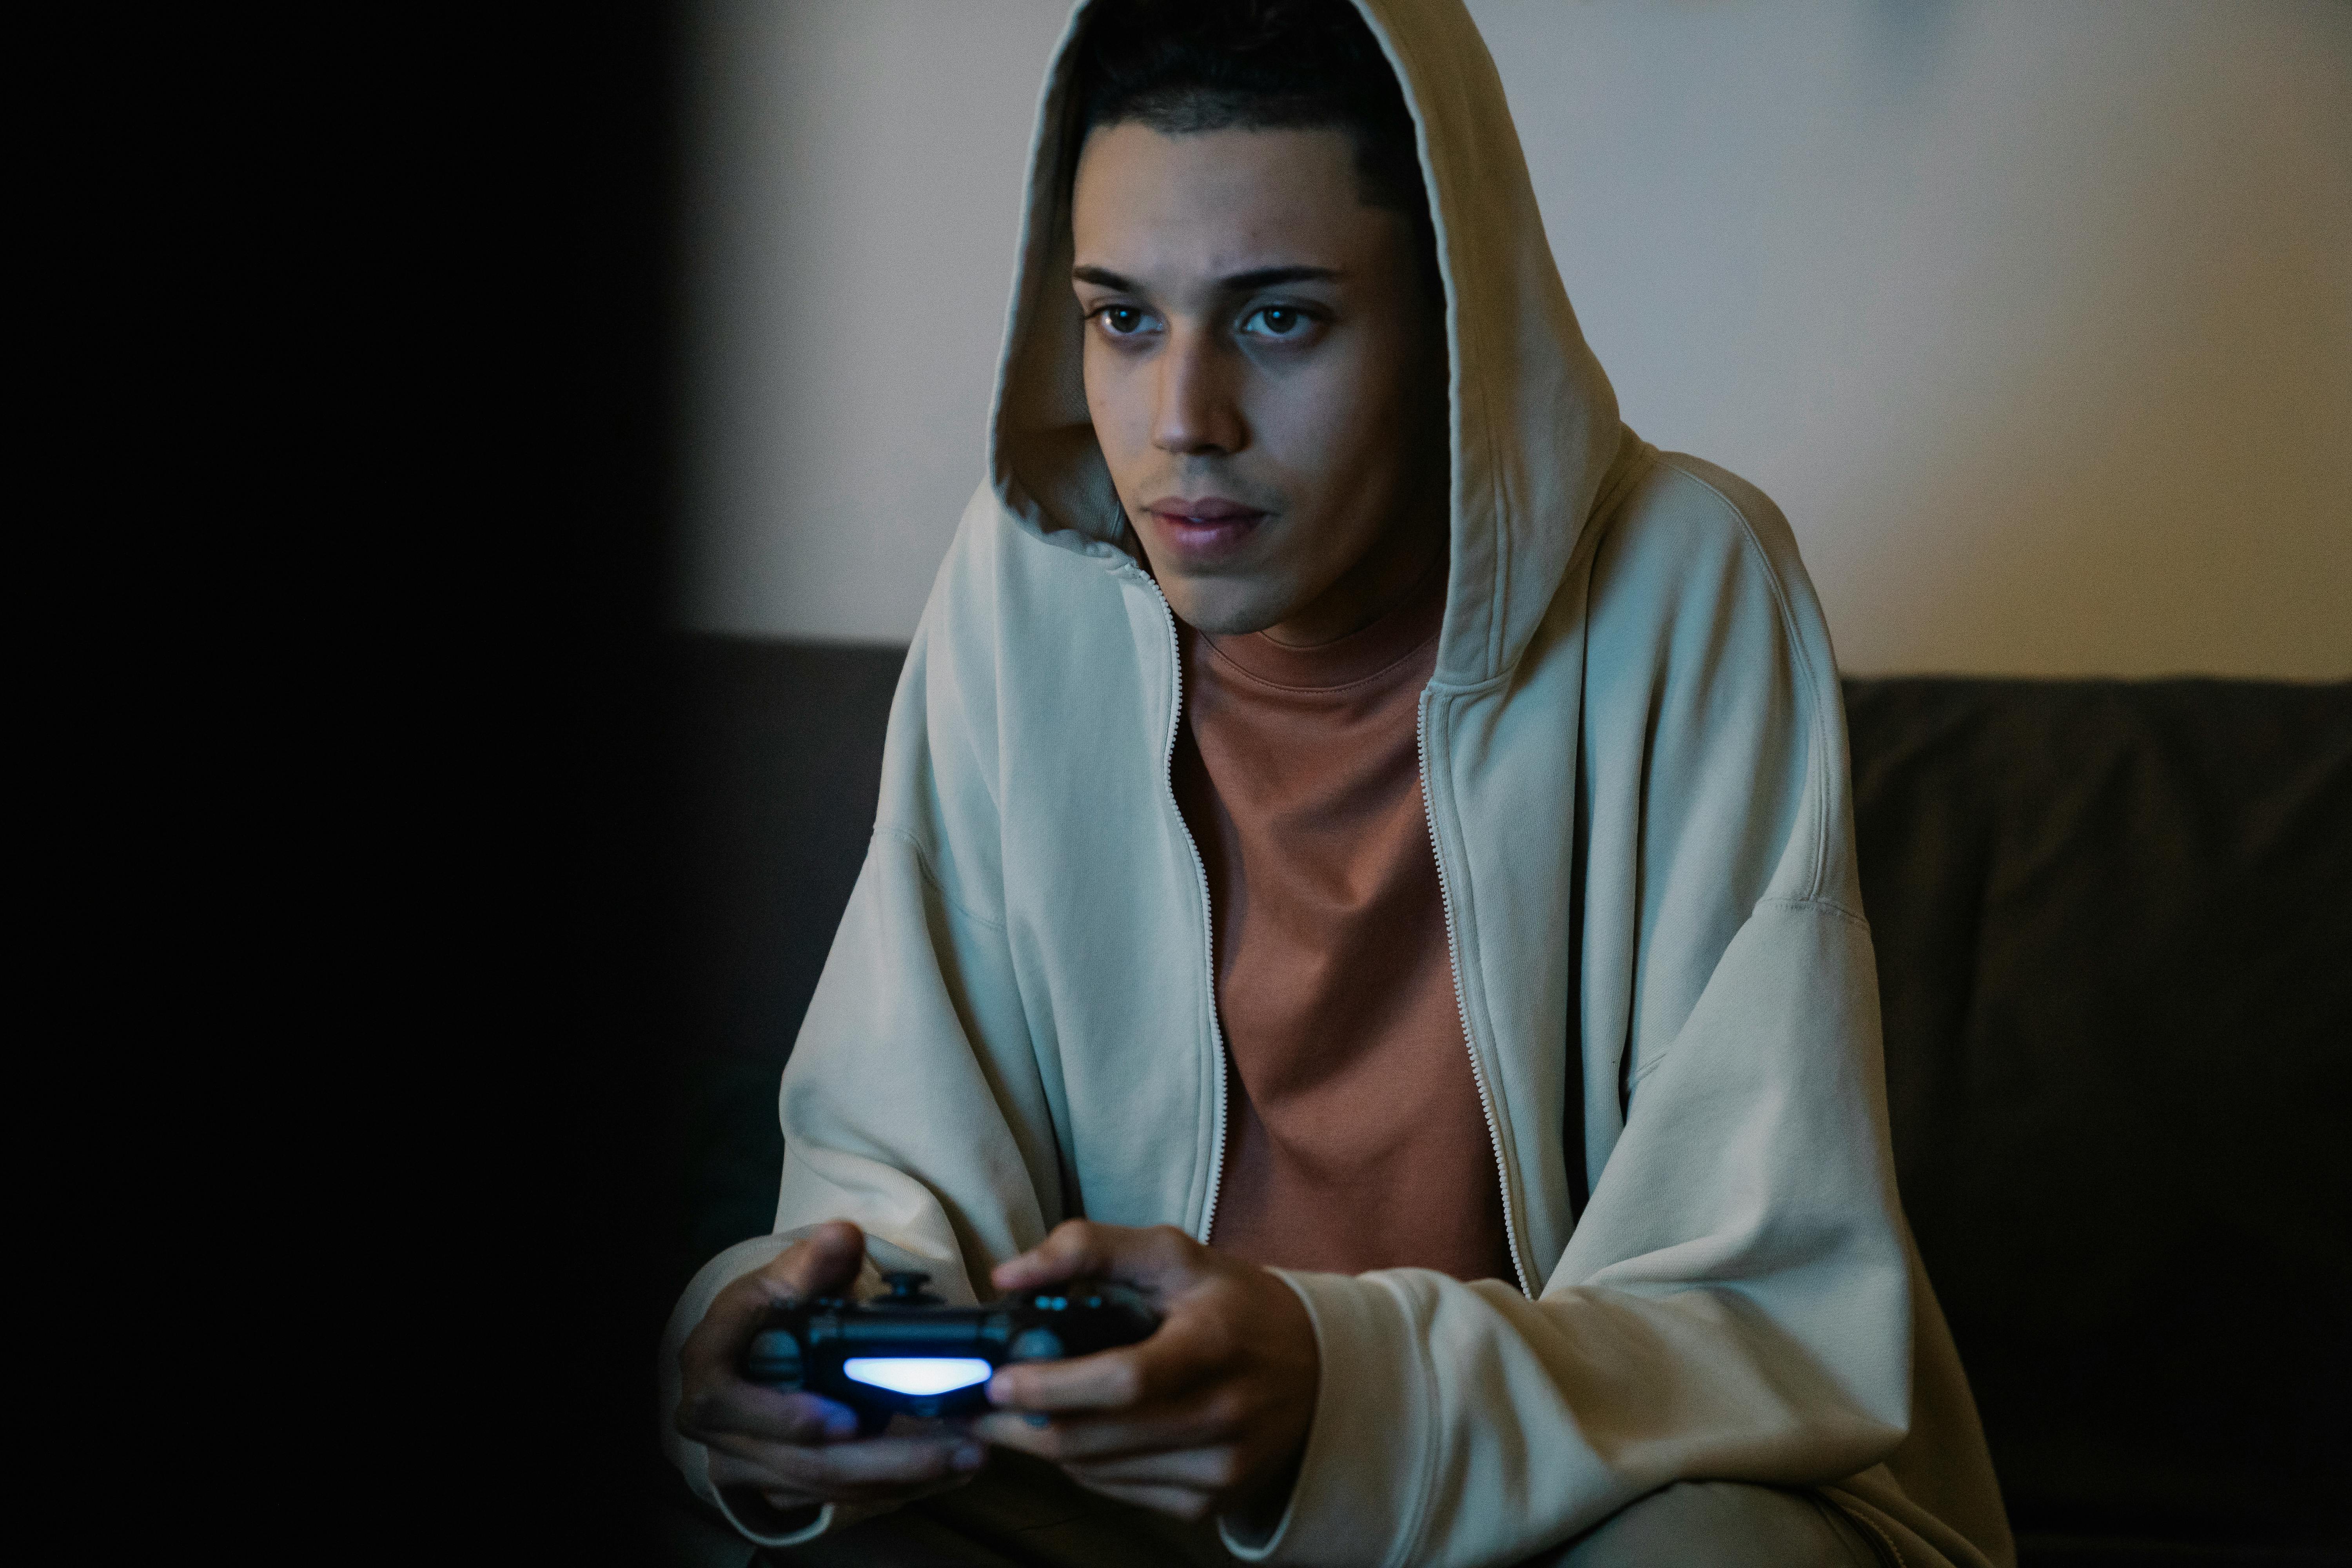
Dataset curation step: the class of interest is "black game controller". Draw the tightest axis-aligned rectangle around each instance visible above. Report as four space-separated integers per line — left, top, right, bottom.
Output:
743 1270 1161 1433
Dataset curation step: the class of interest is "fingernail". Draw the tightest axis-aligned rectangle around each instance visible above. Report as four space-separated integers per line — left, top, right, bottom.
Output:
1024 1412 1051 1429
824 1410 857 1439
954 1443 984 1470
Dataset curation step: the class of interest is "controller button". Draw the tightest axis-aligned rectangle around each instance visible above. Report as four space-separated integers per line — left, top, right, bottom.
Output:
880 1271 938 1302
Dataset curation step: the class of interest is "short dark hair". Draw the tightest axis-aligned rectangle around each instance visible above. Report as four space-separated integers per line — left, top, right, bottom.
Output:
1075 0 1437 283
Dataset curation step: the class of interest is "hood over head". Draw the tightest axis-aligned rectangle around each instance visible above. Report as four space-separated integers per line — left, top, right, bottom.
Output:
989 0 1625 685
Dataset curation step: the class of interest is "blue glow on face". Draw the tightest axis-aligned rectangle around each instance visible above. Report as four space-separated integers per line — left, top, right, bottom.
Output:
842 1357 994 1396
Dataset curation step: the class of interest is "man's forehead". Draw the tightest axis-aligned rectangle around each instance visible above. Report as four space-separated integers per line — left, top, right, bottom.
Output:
1073 123 1386 260
1075 125 1357 209
1075 118 1359 185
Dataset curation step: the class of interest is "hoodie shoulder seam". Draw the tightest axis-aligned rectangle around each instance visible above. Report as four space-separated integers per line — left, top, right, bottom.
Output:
1647 455 1837 904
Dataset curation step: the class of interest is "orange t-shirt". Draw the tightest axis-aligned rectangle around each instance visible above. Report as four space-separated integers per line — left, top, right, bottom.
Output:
1173 570 1515 1283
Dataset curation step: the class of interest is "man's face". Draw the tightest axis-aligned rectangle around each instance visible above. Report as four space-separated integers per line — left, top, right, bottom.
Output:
1071 122 1447 643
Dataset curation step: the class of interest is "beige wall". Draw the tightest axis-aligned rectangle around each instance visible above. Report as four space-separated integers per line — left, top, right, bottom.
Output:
678 0 2351 678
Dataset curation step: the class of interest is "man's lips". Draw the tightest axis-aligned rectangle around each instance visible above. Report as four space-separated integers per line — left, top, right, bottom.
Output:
1145 497 1269 527
1142 498 1269 565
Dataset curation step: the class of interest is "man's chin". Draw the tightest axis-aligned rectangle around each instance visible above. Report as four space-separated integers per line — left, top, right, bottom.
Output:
1157 578 1295 638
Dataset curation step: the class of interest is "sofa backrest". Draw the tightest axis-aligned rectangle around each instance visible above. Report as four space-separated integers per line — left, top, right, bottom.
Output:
1844 677 2350 1551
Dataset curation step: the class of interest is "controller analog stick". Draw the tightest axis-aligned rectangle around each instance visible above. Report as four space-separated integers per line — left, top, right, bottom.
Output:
744 1329 804 1386
1008 1327 1065 1361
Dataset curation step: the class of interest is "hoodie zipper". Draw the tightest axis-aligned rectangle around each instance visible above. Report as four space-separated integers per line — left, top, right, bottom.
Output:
1137 570 1232 1243
1137 564 1524 1289
1419 694 1535 1298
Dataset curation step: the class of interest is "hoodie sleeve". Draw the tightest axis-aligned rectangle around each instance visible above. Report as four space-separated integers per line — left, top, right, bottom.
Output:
655 844 1060 1543
1221 462 1939 1568
1230 906 1911 1566
657 527 1072 1544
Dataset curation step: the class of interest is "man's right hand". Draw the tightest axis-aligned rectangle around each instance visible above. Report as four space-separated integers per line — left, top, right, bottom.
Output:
674 1220 986 1526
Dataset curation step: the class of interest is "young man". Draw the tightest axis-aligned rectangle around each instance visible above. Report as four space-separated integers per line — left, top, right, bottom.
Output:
666 2 2012 1563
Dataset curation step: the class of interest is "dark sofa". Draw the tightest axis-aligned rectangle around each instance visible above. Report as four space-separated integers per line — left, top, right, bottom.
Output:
658 635 2352 1565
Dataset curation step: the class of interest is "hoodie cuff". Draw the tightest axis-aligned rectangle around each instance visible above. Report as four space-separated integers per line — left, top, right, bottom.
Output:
1216 1270 1433 1566
708 1472 838 1548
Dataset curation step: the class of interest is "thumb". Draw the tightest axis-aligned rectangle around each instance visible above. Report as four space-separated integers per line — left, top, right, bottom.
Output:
682 1221 868 1374
760 1220 866 1304
991 1220 1195 1296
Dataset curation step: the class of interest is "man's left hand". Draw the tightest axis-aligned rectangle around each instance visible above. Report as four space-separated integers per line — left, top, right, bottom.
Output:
973 1221 1318 1526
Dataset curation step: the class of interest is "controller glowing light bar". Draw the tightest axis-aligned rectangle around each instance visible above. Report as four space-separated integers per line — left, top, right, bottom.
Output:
843 1357 995 1397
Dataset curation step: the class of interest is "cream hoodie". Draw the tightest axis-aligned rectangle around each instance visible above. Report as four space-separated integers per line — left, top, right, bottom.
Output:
661 3 2013 1563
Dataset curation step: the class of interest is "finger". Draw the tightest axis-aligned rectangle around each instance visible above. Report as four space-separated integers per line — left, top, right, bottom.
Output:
707 1428 967 1481
757 1220 866 1300
971 1397 1224 1464
708 1448 972 1515
708 1448 828 1506
988 1293 1230 1414
990 1220 1196 1294
755 1432 989 1493
989 1220 1119 1293
679 1223 867 1383
679 1381 860 1447
987 1340 1166 1417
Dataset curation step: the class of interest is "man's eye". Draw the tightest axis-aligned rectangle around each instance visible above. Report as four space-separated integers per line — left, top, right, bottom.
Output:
1097 306 1149 336
1240 306 1306 337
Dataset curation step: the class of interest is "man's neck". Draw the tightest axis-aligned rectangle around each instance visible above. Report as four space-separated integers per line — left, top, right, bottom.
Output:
1258 511 1449 649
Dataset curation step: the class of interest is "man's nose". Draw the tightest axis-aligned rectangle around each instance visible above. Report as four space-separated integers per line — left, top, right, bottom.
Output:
1151 326 1244 457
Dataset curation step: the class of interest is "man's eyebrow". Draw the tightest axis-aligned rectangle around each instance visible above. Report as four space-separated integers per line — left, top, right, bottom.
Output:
1221 265 1341 291
1071 264 1343 292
